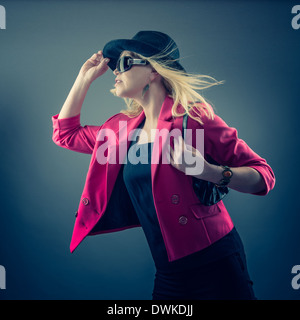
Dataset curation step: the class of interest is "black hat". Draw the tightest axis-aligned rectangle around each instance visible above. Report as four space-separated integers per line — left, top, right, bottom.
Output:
102 30 185 72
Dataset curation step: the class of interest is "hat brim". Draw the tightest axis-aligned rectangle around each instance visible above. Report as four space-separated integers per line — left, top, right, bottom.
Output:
102 39 185 72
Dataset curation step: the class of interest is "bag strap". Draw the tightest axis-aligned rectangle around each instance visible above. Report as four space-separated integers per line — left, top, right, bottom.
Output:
182 113 188 139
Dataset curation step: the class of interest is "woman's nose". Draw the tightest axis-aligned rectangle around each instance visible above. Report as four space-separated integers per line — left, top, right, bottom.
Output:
113 69 119 76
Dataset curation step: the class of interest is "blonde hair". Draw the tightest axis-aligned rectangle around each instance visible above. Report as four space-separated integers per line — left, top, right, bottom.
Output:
110 47 224 125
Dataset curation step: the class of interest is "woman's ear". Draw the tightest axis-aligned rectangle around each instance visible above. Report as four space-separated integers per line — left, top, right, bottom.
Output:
150 69 160 81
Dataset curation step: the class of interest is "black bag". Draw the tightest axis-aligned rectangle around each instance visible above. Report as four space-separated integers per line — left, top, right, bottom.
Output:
182 113 229 206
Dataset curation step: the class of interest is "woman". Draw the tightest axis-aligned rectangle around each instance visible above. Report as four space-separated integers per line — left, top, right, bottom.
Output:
52 31 275 300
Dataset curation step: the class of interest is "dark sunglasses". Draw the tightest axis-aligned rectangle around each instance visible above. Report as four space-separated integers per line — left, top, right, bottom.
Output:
116 55 149 73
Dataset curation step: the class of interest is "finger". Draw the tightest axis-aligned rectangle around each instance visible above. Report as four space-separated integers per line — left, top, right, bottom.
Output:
88 52 109 69
167 144 174 164
171 143 182 166
96 57 110 70
175 136 185 149
173 138 179 153
88 53 100 65
173 138 182 159
178 135 186 151
168 145 182 170
91 51 104 61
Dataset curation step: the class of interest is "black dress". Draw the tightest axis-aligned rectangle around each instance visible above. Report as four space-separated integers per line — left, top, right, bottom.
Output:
122 119 256 300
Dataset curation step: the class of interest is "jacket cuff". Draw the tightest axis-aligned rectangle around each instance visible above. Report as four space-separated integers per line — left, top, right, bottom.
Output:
52 113 81 130
249 165 275 196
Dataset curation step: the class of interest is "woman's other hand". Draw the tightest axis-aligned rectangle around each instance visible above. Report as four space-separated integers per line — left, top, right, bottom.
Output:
168 135 206 177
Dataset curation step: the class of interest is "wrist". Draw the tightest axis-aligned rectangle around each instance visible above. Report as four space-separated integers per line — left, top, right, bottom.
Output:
194 163 233 187
194 162 223 183
76 72 93 89
215 166 233 187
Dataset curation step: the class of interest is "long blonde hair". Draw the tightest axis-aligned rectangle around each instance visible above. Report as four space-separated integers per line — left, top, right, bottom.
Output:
110 47 223 125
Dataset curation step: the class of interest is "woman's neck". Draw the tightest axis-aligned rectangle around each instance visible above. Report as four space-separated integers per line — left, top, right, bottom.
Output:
135 83 167 128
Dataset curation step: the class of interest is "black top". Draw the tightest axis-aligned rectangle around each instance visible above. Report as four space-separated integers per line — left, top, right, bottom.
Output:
123 119 244 274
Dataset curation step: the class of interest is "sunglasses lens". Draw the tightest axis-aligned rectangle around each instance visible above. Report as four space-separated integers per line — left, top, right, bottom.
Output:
117 56 131 73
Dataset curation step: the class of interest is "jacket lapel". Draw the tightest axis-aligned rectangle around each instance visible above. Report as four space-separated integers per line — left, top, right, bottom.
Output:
151 95 175 188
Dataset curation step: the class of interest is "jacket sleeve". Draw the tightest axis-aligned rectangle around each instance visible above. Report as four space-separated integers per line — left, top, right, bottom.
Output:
200 113 275 196
52 113 102 154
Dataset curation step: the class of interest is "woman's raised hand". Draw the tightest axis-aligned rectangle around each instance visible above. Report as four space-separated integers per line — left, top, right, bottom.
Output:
57 51 111 119
79 50 110 84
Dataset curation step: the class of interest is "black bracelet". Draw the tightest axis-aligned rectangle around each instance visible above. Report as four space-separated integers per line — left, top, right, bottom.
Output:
215 165 233 188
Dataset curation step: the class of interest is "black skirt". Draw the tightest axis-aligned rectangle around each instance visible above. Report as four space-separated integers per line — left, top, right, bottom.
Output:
152 249 256 300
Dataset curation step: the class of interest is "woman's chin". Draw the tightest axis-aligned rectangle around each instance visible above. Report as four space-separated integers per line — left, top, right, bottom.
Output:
115 88 125 98
116 90 135 99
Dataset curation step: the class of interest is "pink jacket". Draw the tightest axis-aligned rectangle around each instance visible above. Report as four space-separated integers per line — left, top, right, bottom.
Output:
52 95 275 261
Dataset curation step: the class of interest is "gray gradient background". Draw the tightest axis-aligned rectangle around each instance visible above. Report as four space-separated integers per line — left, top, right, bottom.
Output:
0 0 299 300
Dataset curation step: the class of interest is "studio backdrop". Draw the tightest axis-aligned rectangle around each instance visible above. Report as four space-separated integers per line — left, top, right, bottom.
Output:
0 0 299 300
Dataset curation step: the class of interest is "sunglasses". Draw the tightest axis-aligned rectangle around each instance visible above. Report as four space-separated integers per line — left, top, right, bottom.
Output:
116 55 149 73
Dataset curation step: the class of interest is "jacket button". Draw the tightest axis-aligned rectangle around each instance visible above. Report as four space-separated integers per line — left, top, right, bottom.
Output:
171 194 180 204
179 215 188 225
82 198 89 205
